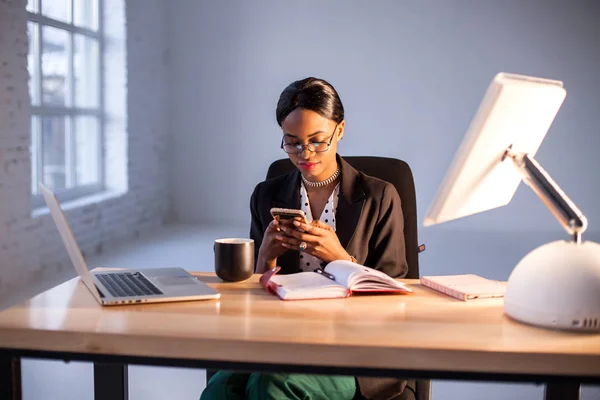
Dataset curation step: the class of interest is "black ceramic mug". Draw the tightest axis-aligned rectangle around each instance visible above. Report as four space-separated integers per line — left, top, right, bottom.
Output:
214 238 254 282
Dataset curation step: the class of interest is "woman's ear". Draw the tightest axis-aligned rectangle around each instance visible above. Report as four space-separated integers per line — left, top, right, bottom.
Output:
337 120 345 141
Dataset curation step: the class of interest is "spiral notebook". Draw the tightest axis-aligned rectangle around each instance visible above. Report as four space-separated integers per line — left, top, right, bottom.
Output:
420 274 505 301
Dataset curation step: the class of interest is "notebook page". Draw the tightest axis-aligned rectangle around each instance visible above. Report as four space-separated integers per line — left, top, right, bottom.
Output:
324 260 410 292
270 272 348 300
323 260 364 287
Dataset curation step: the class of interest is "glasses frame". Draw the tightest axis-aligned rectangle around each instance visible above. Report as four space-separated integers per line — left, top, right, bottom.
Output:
280 124 339 154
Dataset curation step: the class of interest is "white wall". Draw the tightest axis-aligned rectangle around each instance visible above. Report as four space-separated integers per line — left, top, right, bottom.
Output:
0 0 170 309
166 2 600 399
167 0 600 236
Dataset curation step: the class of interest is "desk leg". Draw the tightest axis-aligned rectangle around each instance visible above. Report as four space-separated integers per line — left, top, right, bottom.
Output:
94 362 128 400
544 382 580 400
0 355 21 400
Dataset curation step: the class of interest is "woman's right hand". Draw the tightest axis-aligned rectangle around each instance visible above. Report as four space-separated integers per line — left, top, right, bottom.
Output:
256 219 290 273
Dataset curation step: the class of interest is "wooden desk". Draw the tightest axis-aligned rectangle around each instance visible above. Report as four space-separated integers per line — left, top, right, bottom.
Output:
0 273 599 400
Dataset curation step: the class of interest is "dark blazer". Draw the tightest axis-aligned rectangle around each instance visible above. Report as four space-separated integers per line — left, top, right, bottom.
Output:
249 155 410 400
250 155 408 278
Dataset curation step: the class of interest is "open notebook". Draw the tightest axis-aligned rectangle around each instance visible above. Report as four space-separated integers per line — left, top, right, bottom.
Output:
260 260 412 300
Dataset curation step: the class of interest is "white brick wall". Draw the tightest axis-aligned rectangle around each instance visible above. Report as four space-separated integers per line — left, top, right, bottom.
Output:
0 0 170 308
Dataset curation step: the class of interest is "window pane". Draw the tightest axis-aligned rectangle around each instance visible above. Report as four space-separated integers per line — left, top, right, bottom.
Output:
74 116 100 186
73 0 99 30
74 34 99 108
26 0 39 13
41 26 69 106
41 0 71 23
27 21 39 106
41 116 68 190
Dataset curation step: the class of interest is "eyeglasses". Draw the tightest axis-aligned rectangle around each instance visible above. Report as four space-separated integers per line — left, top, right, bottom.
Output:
280 124 338 154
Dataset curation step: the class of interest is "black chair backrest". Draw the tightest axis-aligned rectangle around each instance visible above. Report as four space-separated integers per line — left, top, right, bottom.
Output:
266 156 420 279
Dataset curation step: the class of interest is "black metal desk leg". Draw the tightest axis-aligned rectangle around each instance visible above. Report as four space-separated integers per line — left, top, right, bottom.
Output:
94 362 128 400
544 382 580 400
0 355 21 400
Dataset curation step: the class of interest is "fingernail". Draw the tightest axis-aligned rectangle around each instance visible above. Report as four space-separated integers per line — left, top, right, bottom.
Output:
275 235 283 240
293 221 300 226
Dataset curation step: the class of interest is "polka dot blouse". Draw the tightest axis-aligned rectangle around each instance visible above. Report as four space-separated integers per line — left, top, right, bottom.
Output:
298 182 341 272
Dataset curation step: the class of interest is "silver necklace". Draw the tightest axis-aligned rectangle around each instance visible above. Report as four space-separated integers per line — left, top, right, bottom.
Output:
301 167 340 188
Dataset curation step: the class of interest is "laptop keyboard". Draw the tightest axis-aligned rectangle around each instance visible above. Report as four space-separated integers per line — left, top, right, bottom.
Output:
96 272 163 298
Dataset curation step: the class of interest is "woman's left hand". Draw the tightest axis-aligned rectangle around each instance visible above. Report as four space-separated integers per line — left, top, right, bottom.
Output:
277 220 351 263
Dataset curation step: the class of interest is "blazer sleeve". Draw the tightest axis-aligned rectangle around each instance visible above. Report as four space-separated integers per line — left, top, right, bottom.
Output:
366 182 408 279
249 183 264 270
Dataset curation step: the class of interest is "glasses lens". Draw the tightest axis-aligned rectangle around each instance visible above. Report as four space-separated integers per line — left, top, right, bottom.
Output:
283 144 301 154
312 143 329 153
281 142 330 153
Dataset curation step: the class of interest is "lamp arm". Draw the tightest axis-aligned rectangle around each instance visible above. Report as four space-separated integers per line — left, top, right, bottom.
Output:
504 147 588 243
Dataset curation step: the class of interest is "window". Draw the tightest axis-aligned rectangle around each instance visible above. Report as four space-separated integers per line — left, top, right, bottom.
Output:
27 0 104 204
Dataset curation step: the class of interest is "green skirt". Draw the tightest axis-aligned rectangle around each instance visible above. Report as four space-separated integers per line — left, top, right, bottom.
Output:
201 370 356 400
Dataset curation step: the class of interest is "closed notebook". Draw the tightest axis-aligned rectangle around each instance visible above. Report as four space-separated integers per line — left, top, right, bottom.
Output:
420 274 505 301
260 260 412 300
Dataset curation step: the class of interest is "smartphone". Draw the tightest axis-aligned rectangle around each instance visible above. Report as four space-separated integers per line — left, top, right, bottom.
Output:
270 207 308 223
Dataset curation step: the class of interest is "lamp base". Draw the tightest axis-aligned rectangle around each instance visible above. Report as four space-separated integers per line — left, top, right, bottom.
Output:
504 240 600 331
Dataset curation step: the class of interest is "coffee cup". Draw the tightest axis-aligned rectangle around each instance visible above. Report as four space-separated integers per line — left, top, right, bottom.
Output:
214 238 254 282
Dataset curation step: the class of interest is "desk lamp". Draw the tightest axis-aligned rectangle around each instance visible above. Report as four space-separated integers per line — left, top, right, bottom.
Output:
423 73 600 331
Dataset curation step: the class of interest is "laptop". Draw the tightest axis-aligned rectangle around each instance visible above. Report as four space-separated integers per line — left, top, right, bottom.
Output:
40 184 220 306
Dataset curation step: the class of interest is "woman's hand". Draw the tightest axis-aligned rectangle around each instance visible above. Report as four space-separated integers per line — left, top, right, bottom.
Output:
256 219 292 273
277 220 351 264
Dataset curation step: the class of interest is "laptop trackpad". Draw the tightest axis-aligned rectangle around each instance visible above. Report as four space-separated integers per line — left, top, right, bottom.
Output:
155 277 199 286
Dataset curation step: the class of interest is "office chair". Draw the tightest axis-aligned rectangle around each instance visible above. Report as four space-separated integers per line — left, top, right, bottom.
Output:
206 156 430 400
267 156 420 279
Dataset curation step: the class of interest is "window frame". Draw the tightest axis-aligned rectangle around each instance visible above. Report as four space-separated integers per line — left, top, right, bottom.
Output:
28 0 105 208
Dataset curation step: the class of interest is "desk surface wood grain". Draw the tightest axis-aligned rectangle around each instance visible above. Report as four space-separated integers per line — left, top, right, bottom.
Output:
0 272 599 377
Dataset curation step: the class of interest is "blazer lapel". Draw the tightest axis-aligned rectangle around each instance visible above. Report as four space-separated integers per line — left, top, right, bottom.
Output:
335 155 366 250
271 169 301 209
273 170 302 273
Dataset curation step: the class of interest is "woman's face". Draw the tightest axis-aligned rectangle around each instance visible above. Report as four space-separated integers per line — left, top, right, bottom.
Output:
281 108 345 181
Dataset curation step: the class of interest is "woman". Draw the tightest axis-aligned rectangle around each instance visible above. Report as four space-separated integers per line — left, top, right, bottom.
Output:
202 78 410 400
